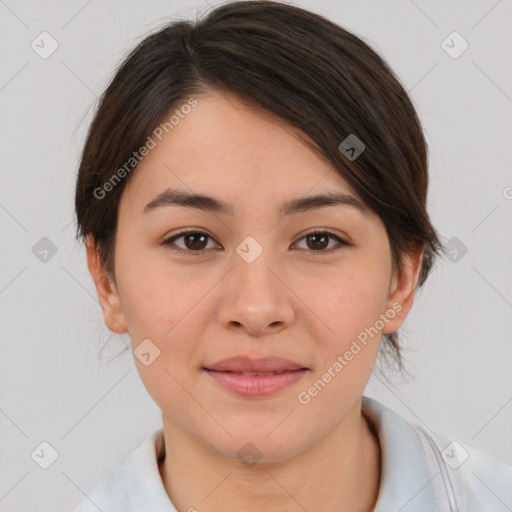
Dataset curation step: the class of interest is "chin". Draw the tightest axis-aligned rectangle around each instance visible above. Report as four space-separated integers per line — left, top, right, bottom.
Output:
205 427 310 466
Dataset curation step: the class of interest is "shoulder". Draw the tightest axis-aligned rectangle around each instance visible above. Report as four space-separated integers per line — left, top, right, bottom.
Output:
71 428 176 512
415 426 512 512
362 396 512 511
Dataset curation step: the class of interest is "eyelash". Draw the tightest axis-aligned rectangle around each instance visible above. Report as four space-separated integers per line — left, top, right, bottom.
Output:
161 228 351 256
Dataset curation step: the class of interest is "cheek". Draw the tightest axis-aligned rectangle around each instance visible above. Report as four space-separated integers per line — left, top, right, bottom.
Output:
295 267 390 415
115 245 218 364
115 257 213 406
305 260 391 349
119 267 205 341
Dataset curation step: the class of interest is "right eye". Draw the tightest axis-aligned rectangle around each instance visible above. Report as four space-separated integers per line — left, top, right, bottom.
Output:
161 230 220 255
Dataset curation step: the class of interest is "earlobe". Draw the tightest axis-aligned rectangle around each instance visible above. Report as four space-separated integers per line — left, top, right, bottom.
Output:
382 250 424 334
85 235 128 334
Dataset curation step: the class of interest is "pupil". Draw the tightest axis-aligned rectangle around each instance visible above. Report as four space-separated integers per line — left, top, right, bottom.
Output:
308 233 328 250
186 233 207 250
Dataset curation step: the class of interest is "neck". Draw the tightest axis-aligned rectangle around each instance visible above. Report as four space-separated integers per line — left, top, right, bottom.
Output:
158 400 381 512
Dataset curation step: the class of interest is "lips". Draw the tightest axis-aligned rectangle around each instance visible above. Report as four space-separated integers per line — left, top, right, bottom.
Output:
203 355 308 373
203 355 309 398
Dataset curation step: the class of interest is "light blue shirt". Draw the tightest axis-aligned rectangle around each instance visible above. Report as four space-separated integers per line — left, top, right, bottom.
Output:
72 396 512 511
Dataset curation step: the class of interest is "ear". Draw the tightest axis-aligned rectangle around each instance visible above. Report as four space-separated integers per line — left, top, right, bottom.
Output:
382 249 424 334
85 235 128 334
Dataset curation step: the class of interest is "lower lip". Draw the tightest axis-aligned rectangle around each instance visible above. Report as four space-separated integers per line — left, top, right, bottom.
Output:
204 369 308 398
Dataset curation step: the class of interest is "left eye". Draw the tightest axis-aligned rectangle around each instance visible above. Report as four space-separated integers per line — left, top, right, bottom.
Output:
293 230 350 253
162 229 350 255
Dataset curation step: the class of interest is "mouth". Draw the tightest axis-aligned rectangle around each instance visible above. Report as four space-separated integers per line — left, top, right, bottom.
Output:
211 370 294 376
202 355 309 398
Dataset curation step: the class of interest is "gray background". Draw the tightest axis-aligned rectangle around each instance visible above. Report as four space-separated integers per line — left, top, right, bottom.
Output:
1 1 511 511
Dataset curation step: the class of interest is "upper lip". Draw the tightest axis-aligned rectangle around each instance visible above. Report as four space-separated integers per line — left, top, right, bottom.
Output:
204 355 308 373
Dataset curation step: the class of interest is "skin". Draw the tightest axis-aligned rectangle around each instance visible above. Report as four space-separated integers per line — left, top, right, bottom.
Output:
87 89 423 512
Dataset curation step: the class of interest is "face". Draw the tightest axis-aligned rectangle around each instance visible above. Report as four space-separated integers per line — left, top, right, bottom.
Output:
87 90 421 463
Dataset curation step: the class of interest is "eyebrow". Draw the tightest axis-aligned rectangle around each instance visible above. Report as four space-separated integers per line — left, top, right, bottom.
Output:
143 188 369 217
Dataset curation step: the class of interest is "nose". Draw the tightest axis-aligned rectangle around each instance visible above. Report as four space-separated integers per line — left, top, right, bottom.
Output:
216 239 295 337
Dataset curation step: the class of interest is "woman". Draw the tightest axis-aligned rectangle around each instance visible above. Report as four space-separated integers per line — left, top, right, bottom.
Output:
72 1 511 511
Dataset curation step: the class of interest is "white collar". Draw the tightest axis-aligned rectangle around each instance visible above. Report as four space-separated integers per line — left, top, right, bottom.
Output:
74 396 448 511
362 396 438 511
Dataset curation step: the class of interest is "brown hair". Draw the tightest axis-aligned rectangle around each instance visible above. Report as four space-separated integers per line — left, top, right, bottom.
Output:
75 0 444 369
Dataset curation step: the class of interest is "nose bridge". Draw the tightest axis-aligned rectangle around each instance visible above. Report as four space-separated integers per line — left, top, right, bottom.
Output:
217 231 295 334
233 232 281 297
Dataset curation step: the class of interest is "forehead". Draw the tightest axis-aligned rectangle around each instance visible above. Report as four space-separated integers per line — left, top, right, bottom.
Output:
121 90 361 211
